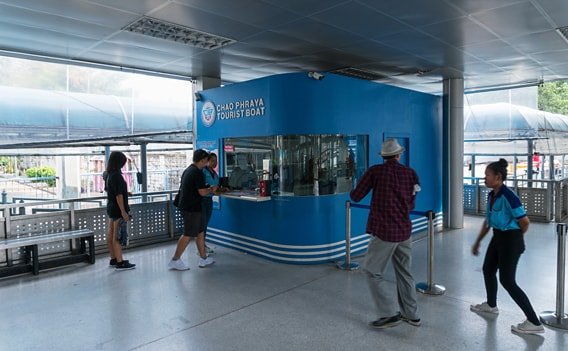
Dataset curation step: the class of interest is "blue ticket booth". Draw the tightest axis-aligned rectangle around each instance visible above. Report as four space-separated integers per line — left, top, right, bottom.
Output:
195 72 442 264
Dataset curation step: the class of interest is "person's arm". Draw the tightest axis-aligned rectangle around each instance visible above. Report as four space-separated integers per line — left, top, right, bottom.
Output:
349 169 372 202
198 186 217 196
472 220 490 256
518 216 530 234
115 194 129 221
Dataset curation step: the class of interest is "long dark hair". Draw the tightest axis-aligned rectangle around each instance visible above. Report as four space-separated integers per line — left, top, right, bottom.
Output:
106 151 127 173
487 158 508 181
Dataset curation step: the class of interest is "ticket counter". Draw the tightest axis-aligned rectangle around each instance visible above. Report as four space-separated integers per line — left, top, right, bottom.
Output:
195 72 442 264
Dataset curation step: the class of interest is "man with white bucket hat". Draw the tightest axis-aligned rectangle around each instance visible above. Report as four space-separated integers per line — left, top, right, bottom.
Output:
350 138 421 329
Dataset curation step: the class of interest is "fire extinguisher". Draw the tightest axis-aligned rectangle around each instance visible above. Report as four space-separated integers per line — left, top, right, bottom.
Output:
259 180 268 197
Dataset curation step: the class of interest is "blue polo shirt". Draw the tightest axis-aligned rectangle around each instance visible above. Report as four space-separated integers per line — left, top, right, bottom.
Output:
203 167 219 198
485 185 526 231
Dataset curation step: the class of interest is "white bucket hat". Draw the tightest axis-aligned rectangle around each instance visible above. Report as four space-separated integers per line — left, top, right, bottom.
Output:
380 138 405 157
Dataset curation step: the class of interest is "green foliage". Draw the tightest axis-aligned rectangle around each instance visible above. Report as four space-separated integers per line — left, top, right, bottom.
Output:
0 156 15 173
538 81 568 116
25 166 57 186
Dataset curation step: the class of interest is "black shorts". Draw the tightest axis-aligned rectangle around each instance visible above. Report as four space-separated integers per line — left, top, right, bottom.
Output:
181 210 205 237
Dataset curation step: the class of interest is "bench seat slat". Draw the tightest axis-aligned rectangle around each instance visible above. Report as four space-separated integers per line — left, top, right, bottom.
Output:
0 229 94 250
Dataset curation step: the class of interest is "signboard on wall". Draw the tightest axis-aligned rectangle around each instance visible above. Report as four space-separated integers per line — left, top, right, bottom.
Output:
200 97 267 127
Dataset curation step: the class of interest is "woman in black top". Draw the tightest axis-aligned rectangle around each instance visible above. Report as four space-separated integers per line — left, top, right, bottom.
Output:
105 151 135 270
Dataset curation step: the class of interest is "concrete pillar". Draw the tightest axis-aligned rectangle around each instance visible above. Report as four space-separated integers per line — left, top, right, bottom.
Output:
57 156 81 200
443 78 464 229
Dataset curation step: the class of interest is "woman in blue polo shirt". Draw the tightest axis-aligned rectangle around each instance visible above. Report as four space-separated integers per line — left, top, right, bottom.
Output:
202 152 219 255
470 158 544 335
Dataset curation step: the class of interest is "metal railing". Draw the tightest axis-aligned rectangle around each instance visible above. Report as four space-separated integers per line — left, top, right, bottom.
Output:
0 191 181 270
463 177 568 223
539 223 568 329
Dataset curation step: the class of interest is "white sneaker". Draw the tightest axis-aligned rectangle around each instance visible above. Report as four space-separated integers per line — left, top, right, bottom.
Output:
168 258 190 271
470 302 499 314
198 256 215 268
511 320 545 335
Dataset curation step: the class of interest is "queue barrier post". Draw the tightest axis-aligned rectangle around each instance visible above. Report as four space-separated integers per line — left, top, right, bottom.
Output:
337 201 360 271
539 223 568 329
416 210 446 295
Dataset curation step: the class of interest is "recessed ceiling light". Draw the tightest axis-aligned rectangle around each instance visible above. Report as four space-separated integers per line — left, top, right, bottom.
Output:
122 16 235 50
556 26 568 44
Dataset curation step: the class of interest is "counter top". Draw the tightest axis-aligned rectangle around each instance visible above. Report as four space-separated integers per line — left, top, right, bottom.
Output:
221 191 271 202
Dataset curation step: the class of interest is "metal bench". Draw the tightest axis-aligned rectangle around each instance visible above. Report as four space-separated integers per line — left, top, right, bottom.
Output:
0 228 95 276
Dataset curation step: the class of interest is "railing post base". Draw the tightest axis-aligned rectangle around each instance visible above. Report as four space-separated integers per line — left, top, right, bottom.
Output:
336 261 360 271
539 311 568 330
416 282 446 295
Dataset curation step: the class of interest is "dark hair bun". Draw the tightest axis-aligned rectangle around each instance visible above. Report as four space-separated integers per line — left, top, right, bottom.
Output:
498 158 508 168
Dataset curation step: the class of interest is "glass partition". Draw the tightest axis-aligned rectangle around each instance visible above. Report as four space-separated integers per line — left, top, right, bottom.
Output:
223 134 367 196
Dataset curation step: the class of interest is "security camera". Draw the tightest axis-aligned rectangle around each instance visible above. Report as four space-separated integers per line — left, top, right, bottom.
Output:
308 71 325 80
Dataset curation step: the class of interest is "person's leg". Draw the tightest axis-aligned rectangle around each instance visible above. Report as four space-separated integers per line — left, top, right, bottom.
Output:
364 236 398 317
498 232 541 325
392 238 419 320
106 217 116 262
173 235 191 259
482 235 499 307
109 219 123 262
202 198 213 238
195 232 206 258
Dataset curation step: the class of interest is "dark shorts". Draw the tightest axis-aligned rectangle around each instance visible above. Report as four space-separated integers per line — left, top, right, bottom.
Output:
181 210 205 237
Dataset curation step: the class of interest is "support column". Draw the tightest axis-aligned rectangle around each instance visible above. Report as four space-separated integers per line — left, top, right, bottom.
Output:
443 78 464 229
140 142 148 202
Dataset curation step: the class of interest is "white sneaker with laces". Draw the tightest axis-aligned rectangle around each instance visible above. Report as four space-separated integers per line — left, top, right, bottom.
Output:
511 320 545 334
168 258 190 271
470 302 499 314
198 256 215 268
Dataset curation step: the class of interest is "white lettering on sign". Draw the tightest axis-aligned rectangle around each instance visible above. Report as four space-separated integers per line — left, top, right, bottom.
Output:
217 98 266 120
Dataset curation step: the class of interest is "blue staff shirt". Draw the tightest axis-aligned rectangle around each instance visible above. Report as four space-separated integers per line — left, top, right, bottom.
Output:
485 185 526 231
203 167 219 198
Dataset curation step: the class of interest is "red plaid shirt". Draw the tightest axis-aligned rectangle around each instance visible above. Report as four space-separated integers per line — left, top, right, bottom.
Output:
350 159 419 242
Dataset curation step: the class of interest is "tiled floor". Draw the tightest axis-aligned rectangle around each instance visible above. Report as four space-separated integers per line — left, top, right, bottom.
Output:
1 215 566 350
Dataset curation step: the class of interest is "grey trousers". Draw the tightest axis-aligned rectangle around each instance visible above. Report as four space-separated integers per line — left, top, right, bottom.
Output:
364 236 419 319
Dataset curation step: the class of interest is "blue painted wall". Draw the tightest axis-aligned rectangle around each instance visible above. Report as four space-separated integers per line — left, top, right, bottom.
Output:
196 72 442 263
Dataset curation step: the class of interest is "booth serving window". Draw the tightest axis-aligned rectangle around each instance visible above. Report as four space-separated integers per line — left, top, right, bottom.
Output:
223 134 367 196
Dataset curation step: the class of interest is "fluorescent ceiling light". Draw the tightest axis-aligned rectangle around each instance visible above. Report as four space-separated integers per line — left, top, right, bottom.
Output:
123 16 235 50
330 67 388 81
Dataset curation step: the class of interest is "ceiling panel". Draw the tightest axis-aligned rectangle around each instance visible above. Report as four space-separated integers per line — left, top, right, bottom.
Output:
447 0 528 15
262 0 350 16
152 2 261 40
420 17 499 48
472 2 554 38
0 4 118 39
240 31 328 56
534 0 568 27
311 2 408 39
103 31 206 57
505 30 568 54
531 49 568 66
87 0 171 15
0 0 139 28
174 0 300 28
0 0 566 94
272 18 365 47
358 0 463 27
